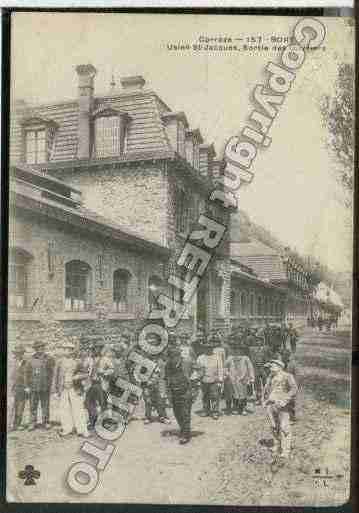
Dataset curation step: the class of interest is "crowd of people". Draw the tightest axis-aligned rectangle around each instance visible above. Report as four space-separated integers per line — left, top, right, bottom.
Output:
10 322 299 466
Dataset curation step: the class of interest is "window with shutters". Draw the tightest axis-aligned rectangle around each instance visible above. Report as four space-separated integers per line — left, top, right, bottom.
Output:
94 116 122 157
8 249 32 310
22 117 58 164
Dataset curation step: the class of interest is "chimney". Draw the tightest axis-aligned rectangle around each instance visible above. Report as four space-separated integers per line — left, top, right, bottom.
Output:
162 112 188 158
185 129 203 170
76 64 97 159
120 76 146 93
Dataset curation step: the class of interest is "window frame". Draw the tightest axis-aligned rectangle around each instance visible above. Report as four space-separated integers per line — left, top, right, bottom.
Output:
148 275 165 311
113 268 132 313
21 117 58 165
240 291 247 316
92 107 129 159
249 293 255 316
176 188 190 234
65 260 92 312
8 249 33 311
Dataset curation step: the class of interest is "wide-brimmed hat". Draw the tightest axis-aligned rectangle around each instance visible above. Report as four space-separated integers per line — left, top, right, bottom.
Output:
227 337 240 346
73 371 89 381
167 330 178 343
208 334 220 346
167 343 181 355
200 338 216 348
60 341 76 350
13 344 25 354
268 359 285 369
195 330 206 339
33 340 46 349
112 342 127 355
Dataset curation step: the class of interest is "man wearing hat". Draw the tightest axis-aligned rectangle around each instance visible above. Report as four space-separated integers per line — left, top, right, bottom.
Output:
26 340 55 430
262 359 298 463
165 341 195 444
248 335 271 404
224 338 255 415
55 340 89 437
142 332 170 425
191 329 206 359
196 337 223 420
10 344 28 431
178 333 196 376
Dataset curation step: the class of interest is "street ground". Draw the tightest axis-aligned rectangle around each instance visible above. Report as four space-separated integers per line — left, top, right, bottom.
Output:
7 327 351 505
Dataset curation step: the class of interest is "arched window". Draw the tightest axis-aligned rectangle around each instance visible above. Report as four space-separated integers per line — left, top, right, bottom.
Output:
274 299 279 316
263 296 269 316
8 248 32 310
257 295 263 316
240 292 247 316
230 288 236 317
148 275 165 310
280 300 285 316
249 293 255 316
176 189 190 234
269 299 275 316
113 269 132 312
65 260 92 311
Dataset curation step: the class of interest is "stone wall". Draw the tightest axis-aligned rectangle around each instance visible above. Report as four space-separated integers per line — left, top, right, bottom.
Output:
52 162 169 247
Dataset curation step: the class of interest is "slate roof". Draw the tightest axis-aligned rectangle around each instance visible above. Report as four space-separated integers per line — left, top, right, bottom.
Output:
11 89 174 164
230 240 288 283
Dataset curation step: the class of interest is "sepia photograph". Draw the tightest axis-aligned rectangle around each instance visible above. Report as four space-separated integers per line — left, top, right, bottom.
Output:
6 10 354 506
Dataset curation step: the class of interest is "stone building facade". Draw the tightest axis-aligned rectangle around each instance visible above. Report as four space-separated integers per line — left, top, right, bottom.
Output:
9 63 335 350
9 64 231 349
231 240 312 327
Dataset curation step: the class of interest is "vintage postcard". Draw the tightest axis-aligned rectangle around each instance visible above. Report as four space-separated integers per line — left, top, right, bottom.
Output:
6 11 354 506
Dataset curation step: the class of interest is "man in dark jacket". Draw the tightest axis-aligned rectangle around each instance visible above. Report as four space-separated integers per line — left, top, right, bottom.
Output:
165 341 195 444
287 323 299 353
26 340 55 430
11 344 28 431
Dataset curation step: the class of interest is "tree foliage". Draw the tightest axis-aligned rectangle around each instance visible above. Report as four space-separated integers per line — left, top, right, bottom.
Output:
320 62 354 208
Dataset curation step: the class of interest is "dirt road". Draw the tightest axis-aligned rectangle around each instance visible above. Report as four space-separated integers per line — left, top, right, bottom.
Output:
7 328 351 505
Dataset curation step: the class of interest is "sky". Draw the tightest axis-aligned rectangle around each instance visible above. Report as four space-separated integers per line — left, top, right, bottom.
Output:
11 13 354 272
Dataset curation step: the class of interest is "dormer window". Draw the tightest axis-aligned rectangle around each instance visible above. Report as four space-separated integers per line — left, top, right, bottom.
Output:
92 107 130 159
26 128 46 164
95 116 121 157
21 117 58 165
